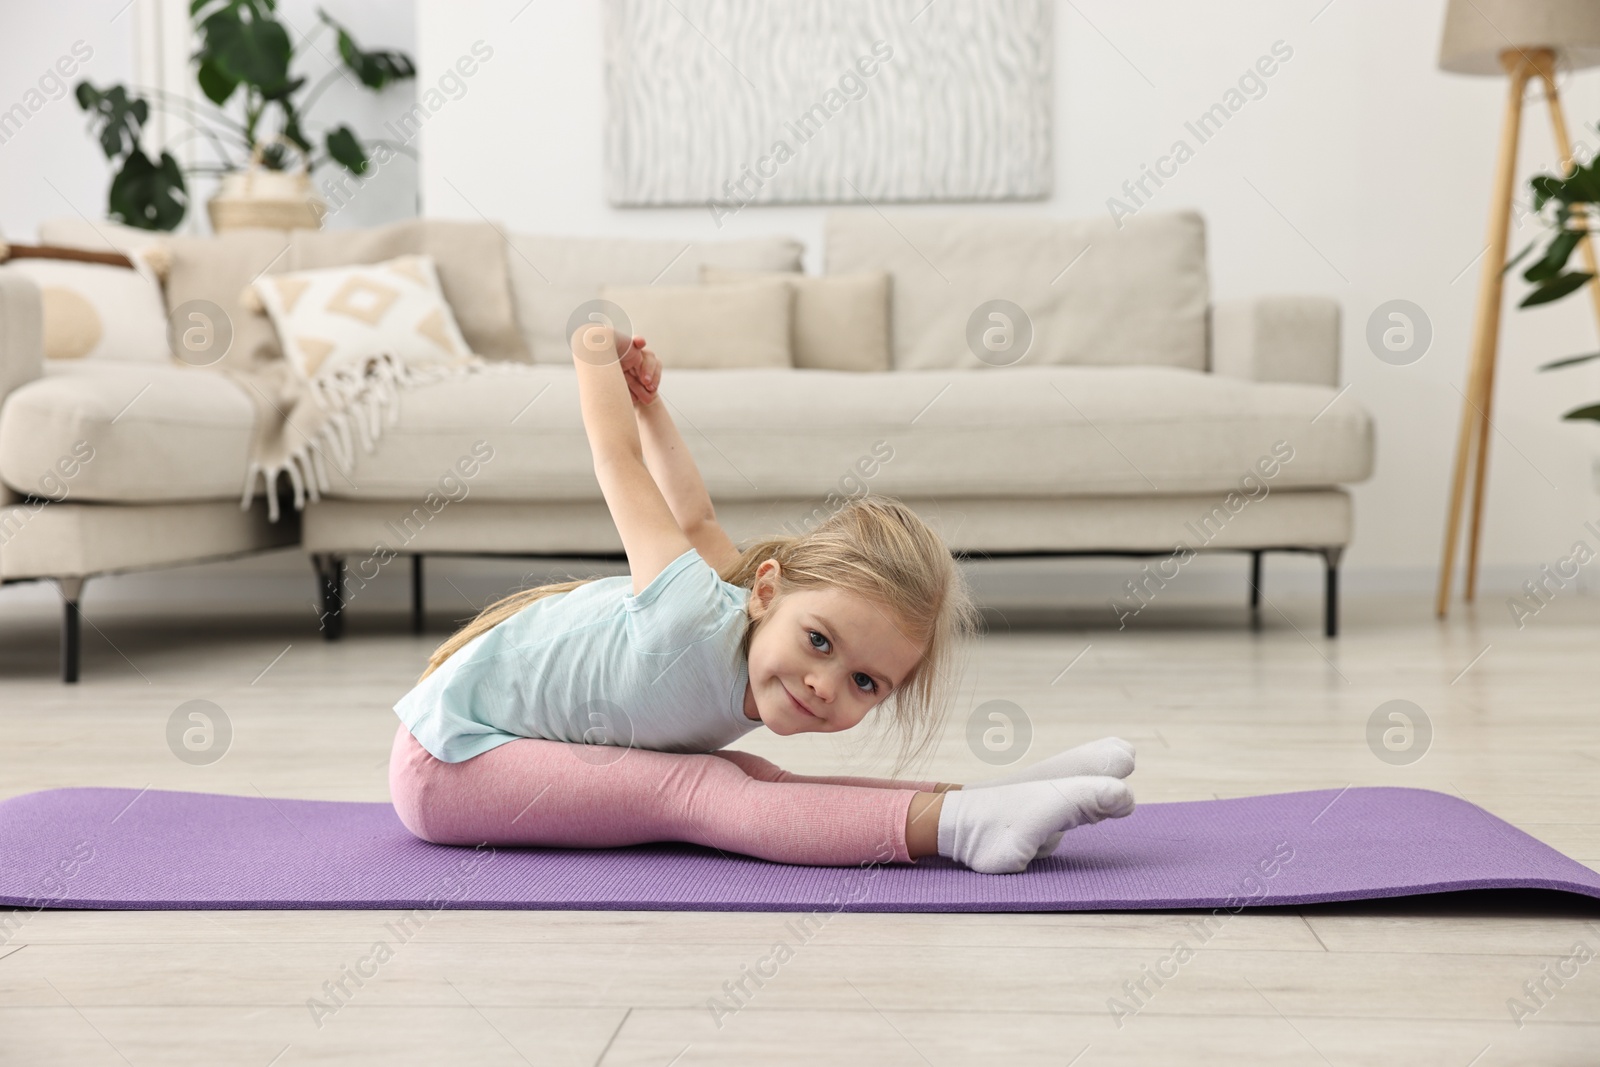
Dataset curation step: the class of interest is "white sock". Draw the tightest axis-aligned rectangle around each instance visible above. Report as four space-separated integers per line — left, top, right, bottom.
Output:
936 776 1135 874
967 737 1136 789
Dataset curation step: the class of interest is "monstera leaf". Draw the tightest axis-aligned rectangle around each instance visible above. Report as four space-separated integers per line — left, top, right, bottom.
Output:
196 3 292 97
108 149 188 231
321 10 416 90
74 82 149 159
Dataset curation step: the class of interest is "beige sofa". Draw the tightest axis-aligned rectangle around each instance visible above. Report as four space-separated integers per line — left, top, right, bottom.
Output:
0 209 1373 681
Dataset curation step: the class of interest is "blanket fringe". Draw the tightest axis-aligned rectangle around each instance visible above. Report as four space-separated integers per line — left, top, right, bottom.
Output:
241 353 530 522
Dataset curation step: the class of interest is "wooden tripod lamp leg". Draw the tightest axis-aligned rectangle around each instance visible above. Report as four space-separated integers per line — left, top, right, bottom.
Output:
1464 52 1600 602
1437 52 1536 617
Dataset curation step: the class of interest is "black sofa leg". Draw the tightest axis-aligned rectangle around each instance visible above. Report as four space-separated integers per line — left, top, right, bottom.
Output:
313 554 346 641
1248 550 1262 610
411 554 425 635
1321 546 1344 638
56 577 84 684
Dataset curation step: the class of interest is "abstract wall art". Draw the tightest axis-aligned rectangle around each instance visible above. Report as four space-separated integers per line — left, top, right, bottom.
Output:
603 0 1053 219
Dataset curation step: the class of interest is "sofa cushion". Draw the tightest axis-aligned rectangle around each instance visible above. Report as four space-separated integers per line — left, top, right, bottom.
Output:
0 359 1372 511
37 217 171 257
2 258 169 363
825 209 1210 373
140 220 528 372
40 216 530 368
321 364 1372 503
0 497 294 581
701 267 891 373
507 233 804 364
0 363 255 503
599 280 793 369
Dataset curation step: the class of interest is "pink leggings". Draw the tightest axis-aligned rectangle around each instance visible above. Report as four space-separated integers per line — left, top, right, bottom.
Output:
388 723 944 866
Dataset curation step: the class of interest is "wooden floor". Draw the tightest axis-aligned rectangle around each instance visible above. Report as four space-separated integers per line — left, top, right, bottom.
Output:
1 585 1597 1065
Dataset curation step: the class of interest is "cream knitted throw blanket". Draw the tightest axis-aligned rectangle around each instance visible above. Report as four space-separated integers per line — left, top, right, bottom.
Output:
148 220 531 523
227 353 510 523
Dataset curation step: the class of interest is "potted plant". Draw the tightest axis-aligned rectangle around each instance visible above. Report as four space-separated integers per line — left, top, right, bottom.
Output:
74 0 415 232
1506 145 1600 423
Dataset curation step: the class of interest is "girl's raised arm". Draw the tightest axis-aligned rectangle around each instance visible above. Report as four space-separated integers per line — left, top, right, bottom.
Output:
635 397 741 573
570 324 693 595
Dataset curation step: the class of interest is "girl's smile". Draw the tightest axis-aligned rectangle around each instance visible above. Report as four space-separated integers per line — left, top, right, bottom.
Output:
782 683 821 721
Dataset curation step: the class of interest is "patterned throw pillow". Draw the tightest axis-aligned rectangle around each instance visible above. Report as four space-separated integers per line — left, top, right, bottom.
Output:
247 254 473 380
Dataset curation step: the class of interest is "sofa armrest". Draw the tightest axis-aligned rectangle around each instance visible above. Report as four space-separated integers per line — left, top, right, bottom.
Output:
0 269 44 506
1209 295 1340 387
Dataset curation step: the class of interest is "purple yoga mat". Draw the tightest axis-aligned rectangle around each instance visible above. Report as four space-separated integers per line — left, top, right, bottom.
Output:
1 786 1596 912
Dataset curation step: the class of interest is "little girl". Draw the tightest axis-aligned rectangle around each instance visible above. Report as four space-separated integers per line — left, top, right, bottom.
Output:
387 323 1137 874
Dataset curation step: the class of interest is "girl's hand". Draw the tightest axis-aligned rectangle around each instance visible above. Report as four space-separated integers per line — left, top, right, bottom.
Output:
619 336 661 408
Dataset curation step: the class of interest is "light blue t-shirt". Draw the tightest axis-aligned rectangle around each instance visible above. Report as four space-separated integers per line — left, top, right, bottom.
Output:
395 548 763 762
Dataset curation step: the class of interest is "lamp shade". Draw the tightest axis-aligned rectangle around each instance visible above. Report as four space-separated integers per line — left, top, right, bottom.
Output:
1439 0 1600 75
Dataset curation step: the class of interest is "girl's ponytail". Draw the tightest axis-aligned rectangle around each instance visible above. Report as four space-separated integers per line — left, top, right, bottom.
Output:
714 535 795 588
418 577 592 681
420 536 799 682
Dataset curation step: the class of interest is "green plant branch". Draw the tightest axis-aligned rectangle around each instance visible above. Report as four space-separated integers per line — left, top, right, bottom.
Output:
244 92 264 151
162 126 240 172
1516 123 1600 428
141 86 249 136
143 104 242 171
296 66 347 117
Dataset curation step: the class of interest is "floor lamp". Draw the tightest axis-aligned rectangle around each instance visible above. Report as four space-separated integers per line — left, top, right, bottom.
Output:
1435 1 1600 617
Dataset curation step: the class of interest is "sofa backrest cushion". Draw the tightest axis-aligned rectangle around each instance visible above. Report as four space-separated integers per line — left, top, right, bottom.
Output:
824 209 1210 372
288 221 526 362
42 218 529 371
700 267 891 373
600 280 792 369
160 229 296 371
507 233 803 363
37 217 169 257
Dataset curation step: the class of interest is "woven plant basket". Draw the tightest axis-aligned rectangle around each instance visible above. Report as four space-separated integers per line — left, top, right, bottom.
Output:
208 136 326 232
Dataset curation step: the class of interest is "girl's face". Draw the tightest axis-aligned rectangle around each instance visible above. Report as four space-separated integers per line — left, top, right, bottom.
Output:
741 561 926 735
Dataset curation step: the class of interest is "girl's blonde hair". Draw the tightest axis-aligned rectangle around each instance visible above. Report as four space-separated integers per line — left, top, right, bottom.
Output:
421 496 981 776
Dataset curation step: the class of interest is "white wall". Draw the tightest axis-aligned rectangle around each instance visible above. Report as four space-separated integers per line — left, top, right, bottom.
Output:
413 0 1600 588
0 1 136 240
